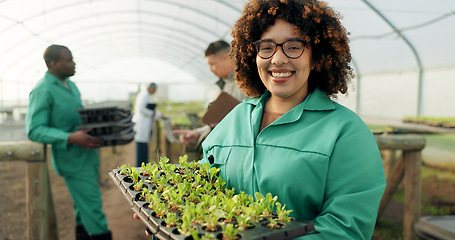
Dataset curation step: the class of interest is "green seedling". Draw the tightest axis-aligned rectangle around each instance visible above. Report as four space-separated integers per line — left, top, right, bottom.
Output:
276 202 293 222
178 155 189 170
169 171 183 186
146 191 167 219
199 163 211 178
235 209 253 231
203 212 221 232
118 164 130 175
132 179 145 191
207 166 220 184
138 188 150 201
167 189 184 211
164 211 181 228
159 157 172 172
224 187 235 199
187 160 200 170
223 199 237 223
233 191 251 206
177 180 192 197
178 209 196 236
255 192 277 217
266 217 283 229
156 174 170 193
140 162 152 176
129 167 140 183
221 223 239 240
200 233 216 240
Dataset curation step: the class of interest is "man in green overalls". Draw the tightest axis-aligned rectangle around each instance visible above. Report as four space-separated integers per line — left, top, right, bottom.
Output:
26 45 112 240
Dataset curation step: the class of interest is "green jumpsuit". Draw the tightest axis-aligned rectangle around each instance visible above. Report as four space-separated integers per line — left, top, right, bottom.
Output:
201 88 386 239
26 72 109 235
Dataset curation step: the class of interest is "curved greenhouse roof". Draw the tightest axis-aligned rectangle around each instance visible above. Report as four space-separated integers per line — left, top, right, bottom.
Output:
1 0 454 119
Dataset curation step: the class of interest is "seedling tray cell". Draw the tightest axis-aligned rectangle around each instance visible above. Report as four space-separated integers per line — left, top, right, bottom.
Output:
109 162 314 240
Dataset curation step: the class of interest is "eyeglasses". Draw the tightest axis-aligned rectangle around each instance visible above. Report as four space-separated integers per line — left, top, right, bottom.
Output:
253 39 308 59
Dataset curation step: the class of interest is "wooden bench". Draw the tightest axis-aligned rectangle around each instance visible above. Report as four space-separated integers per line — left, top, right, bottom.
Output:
376 134 425 240
0 141 58 240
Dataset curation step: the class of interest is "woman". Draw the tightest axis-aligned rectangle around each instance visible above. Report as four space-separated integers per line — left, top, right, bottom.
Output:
200 0 386 239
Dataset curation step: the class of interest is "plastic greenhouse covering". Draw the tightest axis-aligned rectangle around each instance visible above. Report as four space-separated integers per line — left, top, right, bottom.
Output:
0 0 454 120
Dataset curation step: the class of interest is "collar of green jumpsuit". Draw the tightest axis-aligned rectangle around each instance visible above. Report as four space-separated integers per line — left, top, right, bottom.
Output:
44 72 73 91
45 72 70 85
243 88 336 128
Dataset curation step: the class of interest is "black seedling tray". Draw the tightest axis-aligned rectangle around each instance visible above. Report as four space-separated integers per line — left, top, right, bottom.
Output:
79 120 134 137
109 167 314 240
78 107 131 124
99 129 135 146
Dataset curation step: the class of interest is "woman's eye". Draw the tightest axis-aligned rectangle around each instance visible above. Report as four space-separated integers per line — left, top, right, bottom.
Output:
287 44 302 50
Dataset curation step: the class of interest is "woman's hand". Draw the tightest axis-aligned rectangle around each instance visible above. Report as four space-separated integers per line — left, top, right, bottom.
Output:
133 213 153 237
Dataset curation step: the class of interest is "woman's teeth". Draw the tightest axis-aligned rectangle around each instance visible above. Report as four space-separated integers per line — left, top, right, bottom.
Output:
271 72 292 77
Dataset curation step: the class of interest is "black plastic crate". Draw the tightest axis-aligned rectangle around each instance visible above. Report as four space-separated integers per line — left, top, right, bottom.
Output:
78 107 131 124
78 101 132 124
99 128 135 146
78 114 133 136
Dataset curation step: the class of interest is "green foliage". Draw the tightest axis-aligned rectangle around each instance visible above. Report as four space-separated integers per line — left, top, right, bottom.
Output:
276 202 293 222
133 179 144 191
118 164 130 175
159 157 172 172
221 224 239 240
266 217 282 229
208 166 219 183
117 158 296 238
129 167 139 183
139 188 149 201
199 162 211 178
147 191 167 218
236 207 254 231
164 212 181 228
179 155 189 169
179 208 196 236
255 192 278 217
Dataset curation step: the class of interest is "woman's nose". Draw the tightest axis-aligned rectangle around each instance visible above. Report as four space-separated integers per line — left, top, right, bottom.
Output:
271 46 289 65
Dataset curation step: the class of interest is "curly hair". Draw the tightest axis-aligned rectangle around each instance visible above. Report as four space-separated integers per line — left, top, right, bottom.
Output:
231 0 354 98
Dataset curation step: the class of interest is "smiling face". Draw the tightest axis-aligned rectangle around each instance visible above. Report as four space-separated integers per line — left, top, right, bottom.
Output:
256 19 313 103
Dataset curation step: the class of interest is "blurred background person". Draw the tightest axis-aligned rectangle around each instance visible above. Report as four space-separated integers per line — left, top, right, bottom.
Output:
133 82 162 166
173 40 248 146
26 44 111 240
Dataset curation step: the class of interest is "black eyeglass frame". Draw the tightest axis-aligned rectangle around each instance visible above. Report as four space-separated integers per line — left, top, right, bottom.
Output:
253 38 308 59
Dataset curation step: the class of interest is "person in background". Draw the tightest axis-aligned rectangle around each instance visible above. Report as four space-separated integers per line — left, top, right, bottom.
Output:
199 0 387 239
26 44 111 240
173 40 248 145
132 82 162 166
